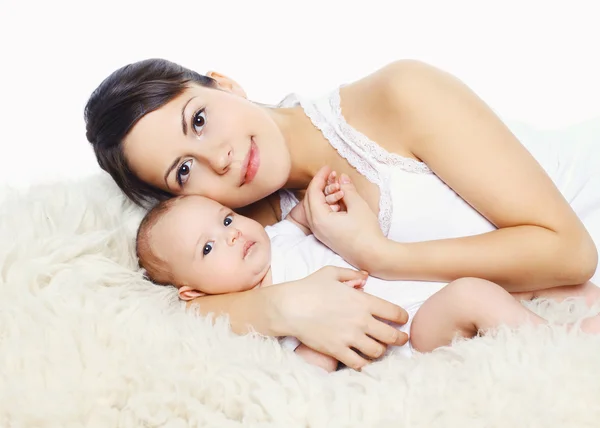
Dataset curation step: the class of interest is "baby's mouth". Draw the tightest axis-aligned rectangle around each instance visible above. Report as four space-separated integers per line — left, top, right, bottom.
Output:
243 241 255 258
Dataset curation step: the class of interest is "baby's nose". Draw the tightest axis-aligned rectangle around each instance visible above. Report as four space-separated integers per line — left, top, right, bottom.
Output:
227 228 242 245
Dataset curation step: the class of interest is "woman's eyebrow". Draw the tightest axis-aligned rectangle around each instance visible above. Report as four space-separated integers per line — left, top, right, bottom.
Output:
181 96 198 136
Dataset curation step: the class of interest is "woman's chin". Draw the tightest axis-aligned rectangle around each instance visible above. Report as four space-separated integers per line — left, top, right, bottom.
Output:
248 180 288 205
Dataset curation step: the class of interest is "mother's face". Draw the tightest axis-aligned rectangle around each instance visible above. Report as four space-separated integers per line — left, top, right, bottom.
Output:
123 75 291 208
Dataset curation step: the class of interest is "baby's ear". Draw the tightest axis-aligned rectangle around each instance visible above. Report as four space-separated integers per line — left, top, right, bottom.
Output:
178 286 205 301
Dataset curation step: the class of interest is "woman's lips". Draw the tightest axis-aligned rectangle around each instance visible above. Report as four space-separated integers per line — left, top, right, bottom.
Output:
240 137 260 186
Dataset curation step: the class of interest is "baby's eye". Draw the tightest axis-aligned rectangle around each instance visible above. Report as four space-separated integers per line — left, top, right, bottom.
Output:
203 242 214 256
224 215 233 226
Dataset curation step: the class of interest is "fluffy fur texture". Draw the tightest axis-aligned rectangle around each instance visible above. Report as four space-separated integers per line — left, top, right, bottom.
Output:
2 174 600 427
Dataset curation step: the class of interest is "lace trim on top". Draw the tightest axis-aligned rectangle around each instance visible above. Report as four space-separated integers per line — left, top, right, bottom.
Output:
277 87 431 235
331 86 432 175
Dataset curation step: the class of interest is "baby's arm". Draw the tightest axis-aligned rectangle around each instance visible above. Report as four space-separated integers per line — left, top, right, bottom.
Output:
409 277 547 353
286 203 311 235
280 335 339 372
295 344 339 373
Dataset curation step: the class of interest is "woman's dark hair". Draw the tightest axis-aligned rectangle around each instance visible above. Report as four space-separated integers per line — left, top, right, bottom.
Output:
84 58 217 206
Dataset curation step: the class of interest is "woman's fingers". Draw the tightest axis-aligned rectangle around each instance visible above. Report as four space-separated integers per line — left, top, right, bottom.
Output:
281 266 410 372
328 266 368 283
319 266 368 283
352 334 388 360
338 174 367 210
305 166 333 219
336 347 369 371
369 296 410 329
367 317 409 346
310 165 332 191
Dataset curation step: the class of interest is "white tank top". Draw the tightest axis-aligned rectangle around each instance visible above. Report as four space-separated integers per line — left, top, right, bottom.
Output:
278 87 600 284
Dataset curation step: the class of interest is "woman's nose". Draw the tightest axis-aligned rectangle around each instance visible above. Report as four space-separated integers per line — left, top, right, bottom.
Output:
209 145 233 175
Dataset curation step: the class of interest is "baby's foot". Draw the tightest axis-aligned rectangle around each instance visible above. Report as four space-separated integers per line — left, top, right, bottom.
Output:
580 314 600 334
581 282 600 307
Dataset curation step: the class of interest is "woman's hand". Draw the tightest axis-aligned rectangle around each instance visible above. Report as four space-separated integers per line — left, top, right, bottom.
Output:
303 166 386 270
268 265 408 370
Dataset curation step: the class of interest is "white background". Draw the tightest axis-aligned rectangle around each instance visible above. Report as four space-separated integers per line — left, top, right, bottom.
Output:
1 0 599 189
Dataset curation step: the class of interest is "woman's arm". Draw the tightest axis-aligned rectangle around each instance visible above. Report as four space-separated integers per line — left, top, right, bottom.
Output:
186 266 409 370
186 286 282 336
370 228 593 291
347 60 597 291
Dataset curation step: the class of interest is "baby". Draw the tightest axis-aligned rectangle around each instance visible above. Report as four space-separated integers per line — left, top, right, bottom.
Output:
136 174 600 372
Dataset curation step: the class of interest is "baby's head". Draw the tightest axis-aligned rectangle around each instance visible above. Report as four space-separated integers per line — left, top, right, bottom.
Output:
136 195 271 301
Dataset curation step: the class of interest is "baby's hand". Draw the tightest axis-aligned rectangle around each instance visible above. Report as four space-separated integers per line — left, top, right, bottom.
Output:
324 170 346 212
342 276 367 290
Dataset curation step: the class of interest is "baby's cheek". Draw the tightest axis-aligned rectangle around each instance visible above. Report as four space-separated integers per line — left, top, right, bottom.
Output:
211 259 249 293
200 272 231 294
191 261 227 293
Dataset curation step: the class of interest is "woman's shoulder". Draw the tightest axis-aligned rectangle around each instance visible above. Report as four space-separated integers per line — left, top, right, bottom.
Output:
337 60 442 157
280 60 438 120
341 59 443 110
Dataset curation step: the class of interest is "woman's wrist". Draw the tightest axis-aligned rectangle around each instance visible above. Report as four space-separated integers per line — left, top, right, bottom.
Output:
364 237 405 279
260 283 291 337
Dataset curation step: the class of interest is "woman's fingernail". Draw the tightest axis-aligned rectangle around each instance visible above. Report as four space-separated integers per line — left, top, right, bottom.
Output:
340 174 351 184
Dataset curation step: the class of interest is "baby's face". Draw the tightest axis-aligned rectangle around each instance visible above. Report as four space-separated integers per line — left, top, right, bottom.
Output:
150 196 271 295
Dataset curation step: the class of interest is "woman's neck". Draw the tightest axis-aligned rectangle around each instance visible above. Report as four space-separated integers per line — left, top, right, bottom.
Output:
267 105 333 190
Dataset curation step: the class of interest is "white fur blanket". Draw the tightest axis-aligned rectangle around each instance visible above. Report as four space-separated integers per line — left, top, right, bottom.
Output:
1 174 600 427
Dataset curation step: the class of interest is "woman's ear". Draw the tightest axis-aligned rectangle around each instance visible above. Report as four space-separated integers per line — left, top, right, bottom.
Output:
178 286 205 301
206 71 247 98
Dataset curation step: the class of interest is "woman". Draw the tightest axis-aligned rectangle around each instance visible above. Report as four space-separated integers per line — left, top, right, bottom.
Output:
84 58 600 369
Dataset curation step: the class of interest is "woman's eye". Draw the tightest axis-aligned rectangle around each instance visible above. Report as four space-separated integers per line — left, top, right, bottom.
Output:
224 215 233 226
203 242 213 256
177 160 193 186
192 109 206 134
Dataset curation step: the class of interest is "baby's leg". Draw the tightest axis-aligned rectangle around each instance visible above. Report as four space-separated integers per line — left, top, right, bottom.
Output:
410 277 547 353
531 281 600 334
512 281 600 307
